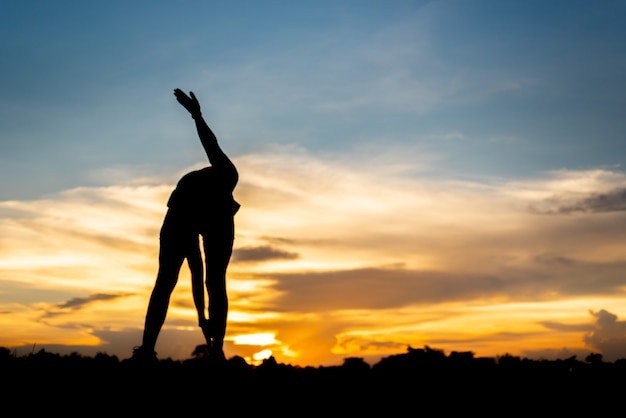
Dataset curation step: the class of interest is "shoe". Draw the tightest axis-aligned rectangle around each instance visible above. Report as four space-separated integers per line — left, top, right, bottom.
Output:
129 346 158 365
209 347 227 363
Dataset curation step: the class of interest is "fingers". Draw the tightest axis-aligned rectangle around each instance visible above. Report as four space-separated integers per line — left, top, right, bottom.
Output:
173 89 198 101
173 88 184 98
173 89 201 115
173 89 197 105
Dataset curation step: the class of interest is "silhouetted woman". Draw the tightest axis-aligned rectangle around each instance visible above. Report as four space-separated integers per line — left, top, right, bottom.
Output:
133 89 239 362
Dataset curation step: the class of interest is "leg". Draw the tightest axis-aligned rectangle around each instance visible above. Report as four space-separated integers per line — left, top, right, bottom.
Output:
187 236 213 346
203 218 234 357
141 232 187 352
187 235 205 326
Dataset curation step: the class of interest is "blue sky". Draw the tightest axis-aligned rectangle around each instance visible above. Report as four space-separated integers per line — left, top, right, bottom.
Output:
2 1 626 365
2 0 625 199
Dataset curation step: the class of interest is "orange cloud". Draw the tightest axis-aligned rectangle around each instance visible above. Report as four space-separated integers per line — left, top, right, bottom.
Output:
2 150 626 365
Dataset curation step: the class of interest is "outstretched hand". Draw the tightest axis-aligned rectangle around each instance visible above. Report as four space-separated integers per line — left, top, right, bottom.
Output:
174 88 201 118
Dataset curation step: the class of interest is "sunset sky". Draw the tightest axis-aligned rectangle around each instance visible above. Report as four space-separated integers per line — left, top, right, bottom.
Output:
2 0 626 366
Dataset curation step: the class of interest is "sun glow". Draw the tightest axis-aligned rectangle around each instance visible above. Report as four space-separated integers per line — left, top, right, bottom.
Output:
253 349 273 361
231 333 278 346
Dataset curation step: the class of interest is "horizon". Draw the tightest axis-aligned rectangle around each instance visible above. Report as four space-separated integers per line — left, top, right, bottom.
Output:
2 1 626 367
2 341 615 367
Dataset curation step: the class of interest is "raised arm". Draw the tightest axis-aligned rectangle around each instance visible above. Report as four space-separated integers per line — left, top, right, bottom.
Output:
173 89 237 173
